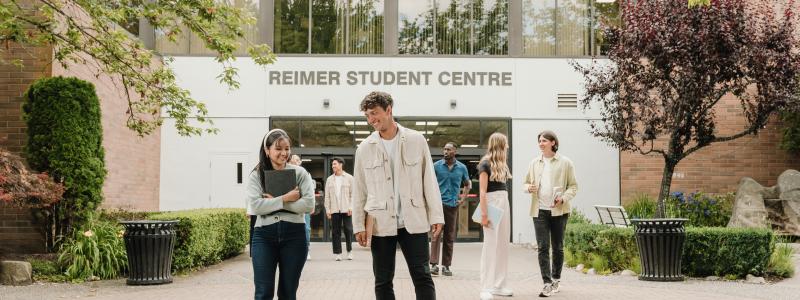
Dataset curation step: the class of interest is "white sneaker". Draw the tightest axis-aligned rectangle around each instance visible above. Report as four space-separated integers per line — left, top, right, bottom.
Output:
551 280 560 293
306 253 311 261
491 288 513 297
335 254 342 261
479 291 494 300
538 284 553 297
347 251 353 260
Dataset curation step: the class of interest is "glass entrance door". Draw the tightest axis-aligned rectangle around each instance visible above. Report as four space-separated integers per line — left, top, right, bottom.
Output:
294 154 354 242
430 154 484 242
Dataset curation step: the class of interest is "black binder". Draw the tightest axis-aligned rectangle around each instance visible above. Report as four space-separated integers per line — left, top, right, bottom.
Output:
262 169 297 198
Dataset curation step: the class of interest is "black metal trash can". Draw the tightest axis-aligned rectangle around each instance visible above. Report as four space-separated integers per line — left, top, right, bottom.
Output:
120 220 178 285
631 218 687 282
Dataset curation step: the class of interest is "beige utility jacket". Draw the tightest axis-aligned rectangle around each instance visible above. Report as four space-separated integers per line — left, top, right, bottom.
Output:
324 172 354 214
352 125 445 236
523 153 579 217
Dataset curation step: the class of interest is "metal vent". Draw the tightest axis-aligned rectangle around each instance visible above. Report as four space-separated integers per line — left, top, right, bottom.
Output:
557 93 578 109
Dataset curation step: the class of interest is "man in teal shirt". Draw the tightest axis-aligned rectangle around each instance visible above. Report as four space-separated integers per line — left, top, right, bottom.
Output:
430 142 471 276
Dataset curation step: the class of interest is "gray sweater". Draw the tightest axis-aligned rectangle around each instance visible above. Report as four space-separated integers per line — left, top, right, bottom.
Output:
245 164 315 227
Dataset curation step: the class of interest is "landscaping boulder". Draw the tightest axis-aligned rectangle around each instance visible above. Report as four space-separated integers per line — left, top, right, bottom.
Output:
728 170 800 235
728 177 769 229
0 260 32 286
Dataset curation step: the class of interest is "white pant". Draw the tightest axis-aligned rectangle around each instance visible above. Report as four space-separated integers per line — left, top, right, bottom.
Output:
480 191 511 291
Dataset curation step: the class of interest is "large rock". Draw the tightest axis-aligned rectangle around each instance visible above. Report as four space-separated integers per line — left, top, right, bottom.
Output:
0 260 32 286
728 177 770 229
778 169 800 201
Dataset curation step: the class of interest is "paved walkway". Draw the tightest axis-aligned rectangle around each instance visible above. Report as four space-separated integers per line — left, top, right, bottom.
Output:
3 243 800 300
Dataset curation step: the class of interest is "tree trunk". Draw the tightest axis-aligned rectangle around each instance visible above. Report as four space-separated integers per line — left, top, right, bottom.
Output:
656 158 677 218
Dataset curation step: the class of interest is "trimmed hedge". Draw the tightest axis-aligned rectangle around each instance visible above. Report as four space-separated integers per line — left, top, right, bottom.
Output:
148 209 249 271
565 224 776 278
682 227 773 277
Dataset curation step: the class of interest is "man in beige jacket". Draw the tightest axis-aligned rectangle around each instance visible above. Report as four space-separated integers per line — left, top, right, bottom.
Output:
353 91 444 300
324 157 355 261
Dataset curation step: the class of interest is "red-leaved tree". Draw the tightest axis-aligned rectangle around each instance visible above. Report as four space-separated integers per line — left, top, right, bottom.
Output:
574 0 800 217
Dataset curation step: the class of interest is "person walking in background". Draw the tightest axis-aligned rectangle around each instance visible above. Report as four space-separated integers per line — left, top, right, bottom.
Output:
324 157 355 261
247 129 315 300
477 133 513 300
289 154 313 261
430 142 471 276
352 91 444 300
523 130 578 297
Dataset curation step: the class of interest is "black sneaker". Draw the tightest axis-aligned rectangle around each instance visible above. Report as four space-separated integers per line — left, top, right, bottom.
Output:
442 266 453 276
431 264 439 276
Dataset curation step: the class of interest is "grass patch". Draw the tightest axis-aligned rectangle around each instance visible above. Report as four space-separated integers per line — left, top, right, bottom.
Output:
767 243 795 278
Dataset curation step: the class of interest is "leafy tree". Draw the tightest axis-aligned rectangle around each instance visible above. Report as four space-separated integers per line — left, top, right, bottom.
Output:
1 0 276 137
574 0 800 217
780 110 800 154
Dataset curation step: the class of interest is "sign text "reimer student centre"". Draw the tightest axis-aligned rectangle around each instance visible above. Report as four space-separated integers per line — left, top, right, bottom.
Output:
267 70 514 86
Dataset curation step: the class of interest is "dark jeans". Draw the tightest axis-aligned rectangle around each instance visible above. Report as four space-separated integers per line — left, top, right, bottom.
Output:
372 228 436 300
251 221 308 300
331 213 353 254
430 205 458 267
533 210 569 284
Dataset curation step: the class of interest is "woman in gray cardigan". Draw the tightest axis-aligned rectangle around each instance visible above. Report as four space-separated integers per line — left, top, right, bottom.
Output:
247 129 315 300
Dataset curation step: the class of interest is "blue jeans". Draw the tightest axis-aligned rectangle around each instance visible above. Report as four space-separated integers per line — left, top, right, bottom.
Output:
304 214 311 245
251 221 308 300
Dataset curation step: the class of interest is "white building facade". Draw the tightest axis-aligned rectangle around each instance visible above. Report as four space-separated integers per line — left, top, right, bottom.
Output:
156 0 621 244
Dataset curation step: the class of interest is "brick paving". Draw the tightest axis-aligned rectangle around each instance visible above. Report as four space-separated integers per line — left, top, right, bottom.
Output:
2 243 799 300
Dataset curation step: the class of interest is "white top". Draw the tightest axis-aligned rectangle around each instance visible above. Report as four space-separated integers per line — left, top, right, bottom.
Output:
381 132 404 228
538 156 554 210
334 174 344 210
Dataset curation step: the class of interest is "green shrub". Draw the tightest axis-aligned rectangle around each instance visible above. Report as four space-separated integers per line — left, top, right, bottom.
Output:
98 209 152 222
57 217 127 282
564 223 606 267
149 208 248 271
23 76 106 239
624 193 657 219
682 227 772 277
27 257 67 282
595 226 637 272
768 242 795 278
565 224 778 278
565 224 636 273
568 207 592 224
666 192 734 227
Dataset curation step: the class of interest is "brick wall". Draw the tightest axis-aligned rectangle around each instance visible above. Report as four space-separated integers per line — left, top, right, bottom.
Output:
1 2 160 254
52 56 161 212
620 93 800 204
0 42 52 255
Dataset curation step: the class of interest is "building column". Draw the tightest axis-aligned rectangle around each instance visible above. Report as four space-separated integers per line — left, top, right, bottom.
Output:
384 0 398 56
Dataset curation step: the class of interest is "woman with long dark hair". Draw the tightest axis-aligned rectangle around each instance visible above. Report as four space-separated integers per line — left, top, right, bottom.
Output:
246 129 315 300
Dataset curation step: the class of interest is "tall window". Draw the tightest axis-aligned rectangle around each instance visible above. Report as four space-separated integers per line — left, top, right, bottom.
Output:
522 0 619 57
399 0 508 55
276 0 384 54
156 0 260 55
275 0 311 53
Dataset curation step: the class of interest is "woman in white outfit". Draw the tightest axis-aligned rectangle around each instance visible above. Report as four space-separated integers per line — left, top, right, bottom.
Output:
478 133 513 300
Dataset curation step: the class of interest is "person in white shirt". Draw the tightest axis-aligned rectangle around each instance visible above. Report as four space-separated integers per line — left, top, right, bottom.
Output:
523 130 578 298
324 157 355 261
352 91 444 300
